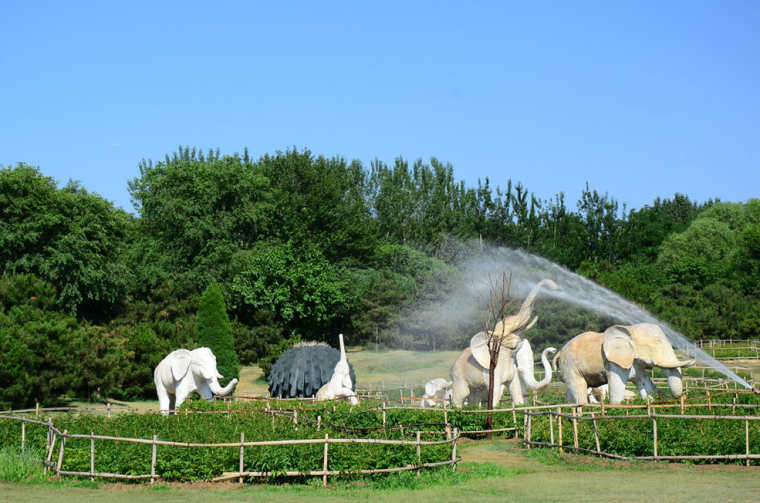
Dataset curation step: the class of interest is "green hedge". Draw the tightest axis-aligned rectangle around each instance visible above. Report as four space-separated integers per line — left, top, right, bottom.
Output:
0 401 467 481
528 393 760 464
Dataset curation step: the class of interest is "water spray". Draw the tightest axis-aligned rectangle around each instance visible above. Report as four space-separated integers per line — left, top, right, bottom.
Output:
461 246 755 391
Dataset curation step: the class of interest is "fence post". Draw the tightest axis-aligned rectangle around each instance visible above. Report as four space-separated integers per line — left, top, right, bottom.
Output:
451 428 459 471
382 402 387 429
707 391 712 410
680 394 685 414
746 419 750 467
416 431 421 474
322 434 329 487
591 413 600 454
557 407 563 454
733 395 737 414
549 410 554 445
90 432 95 482
151 435 157 484
35 401 39 418
652 415 658 459
317 415 322 431
445 422 451 441
526 413 532 448
107 402 111 419
21 421 25 452
293 409 298 427
512 403 518 439
239 432 245 485
56 430 67 473
572 407 579 452
45 419 54 474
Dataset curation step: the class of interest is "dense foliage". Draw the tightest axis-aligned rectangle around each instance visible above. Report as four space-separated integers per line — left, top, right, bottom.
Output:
1 147 759 406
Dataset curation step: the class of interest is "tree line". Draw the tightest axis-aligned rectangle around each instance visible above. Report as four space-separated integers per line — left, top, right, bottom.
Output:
1 147 758 406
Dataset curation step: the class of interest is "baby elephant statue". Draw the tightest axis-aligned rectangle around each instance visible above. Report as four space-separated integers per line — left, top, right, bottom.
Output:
421 378 453 407
554 323 695 404
154 347 238 414
315 334 359 405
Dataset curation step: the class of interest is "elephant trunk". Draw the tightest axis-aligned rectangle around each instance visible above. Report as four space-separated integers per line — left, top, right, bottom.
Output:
513 279 559 329
664 368 684 397
520 347 557 391
209 377 238 396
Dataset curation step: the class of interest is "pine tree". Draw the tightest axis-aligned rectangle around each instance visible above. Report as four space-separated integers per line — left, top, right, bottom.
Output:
197 282 239 383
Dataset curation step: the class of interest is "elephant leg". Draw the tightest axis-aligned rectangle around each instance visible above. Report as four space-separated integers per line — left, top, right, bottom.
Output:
569 380 589 405
607 362 630 404
632 364 663 400
156 385 172 415
451 380 470 408
508 376 525 406
174 387 192 411
491 382 506 408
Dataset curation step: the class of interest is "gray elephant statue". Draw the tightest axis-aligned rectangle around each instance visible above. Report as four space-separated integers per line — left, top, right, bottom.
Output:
154 347 238 414
553 323 695 404
450 279 559 408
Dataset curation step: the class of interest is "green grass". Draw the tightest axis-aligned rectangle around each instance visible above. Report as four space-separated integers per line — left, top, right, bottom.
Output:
0 447 46 483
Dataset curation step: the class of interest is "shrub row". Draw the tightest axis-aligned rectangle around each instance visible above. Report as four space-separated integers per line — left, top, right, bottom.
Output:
528 396 760 464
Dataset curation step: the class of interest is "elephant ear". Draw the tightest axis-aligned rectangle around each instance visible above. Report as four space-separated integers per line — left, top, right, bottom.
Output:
470 332 491 369
170 350 192 381
470 332 510 369
602 325 635 369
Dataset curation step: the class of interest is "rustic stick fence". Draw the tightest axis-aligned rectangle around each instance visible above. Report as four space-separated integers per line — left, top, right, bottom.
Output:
522 405 760 466
0 412 461 485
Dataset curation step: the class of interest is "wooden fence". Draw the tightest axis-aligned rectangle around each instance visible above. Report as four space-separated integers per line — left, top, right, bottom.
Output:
522 403 759 466
0 412 462 486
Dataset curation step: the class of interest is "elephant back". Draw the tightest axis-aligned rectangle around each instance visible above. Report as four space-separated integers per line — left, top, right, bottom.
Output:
268 343 357 398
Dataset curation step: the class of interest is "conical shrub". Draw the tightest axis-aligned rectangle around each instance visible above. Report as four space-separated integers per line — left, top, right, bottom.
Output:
197 282 239 383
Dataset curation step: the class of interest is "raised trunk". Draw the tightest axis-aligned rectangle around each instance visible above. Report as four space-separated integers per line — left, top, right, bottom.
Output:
519 347 556 391
513 279 559 328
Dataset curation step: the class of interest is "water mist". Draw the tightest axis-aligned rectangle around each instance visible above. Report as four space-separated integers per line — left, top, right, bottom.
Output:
460 246 753 390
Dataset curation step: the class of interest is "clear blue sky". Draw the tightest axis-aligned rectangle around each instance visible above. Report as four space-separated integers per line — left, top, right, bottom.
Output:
2 1 758 214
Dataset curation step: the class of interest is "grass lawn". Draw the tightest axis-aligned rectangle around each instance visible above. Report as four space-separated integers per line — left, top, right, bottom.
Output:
234 347 461 397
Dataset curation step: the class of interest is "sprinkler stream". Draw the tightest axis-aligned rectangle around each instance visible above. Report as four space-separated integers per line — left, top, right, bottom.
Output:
461 247 754 391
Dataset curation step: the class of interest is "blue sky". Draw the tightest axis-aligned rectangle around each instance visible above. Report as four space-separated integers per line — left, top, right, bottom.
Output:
2 1 758 214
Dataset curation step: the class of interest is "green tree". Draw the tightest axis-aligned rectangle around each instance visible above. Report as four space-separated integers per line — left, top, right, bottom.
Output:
230 241 351 340
0 164 131 319
197 282 239 383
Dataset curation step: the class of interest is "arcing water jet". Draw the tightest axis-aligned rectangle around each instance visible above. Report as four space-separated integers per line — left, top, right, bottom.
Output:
461 246 754 391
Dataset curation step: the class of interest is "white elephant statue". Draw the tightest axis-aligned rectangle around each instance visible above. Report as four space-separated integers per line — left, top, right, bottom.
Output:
554 323 695 404
154 347 238 414
315 334 359 405
421 378 453 407
450 279 559 408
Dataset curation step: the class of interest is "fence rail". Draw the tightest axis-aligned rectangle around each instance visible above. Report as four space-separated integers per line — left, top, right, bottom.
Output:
522 405 759 466
0 411 462 485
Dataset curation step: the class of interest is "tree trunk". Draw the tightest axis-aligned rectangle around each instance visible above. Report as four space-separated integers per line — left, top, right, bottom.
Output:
487 354 497 437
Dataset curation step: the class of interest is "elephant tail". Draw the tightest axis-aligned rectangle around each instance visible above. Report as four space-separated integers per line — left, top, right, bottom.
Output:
551 350 561 372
